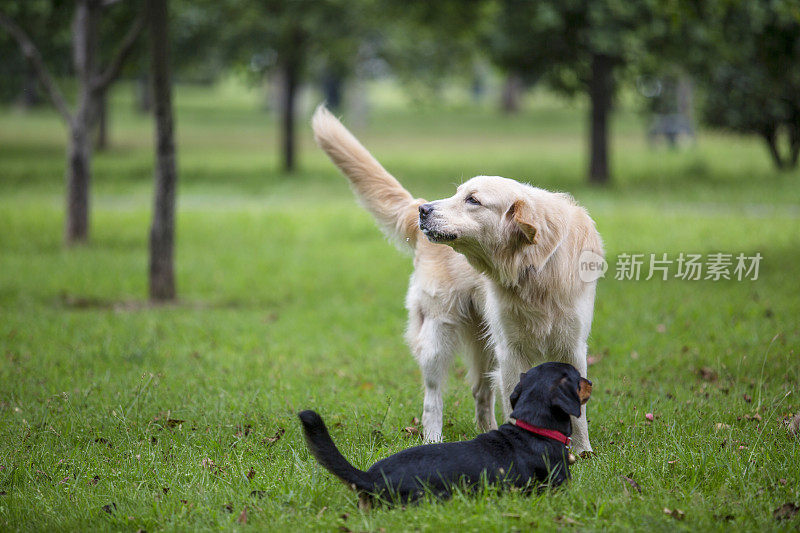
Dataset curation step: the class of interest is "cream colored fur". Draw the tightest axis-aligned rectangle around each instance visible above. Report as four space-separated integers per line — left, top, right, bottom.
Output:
311 106 603 454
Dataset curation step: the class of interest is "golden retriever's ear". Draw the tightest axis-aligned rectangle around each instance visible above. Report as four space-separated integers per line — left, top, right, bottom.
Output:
508 198 568 270
508 200 538 244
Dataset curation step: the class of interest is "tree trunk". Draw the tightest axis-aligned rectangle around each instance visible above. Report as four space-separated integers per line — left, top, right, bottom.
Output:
136 72 152 113
147 0 177 301
20 64 41 108
65 124 91 242
762 128 785 170
790 125 799 169
94 89 108 150
588 54 612 185
501 72 522 114
280 60 298 173
65 0 98 245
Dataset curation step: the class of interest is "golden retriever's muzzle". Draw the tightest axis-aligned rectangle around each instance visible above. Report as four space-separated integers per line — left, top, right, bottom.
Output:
419 203 456 242
578 378 592 404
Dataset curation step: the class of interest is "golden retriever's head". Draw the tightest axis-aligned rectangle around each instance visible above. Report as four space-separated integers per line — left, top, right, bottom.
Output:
419 176 573 285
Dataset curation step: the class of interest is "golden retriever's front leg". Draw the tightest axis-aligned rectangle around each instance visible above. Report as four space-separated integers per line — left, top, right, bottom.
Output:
406 304 458 443
465 332 497 432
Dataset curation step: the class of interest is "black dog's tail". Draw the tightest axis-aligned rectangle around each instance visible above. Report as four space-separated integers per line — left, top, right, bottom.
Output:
298 410 373 492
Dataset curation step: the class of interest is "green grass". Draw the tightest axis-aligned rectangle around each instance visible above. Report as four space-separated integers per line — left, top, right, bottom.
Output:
0 80 799 531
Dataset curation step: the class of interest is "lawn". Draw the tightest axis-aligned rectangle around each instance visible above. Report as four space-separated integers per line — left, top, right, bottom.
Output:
0 80 798 531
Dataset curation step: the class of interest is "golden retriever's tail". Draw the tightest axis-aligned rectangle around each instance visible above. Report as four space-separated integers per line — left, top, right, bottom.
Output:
312 105 423 252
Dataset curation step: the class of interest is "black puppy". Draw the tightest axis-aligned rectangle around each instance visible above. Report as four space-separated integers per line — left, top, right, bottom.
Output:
299 362 592 503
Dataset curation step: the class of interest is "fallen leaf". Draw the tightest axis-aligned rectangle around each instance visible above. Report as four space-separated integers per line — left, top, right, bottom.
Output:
237 507 247 524
554 515 579 525
743 394 752 403
235 424 252 437
663 508 685 520
59 476 70 484
165 419 184 429
620 475 641 494
788 414 800 436
773 503 799 521
411 416 420 426
262 428 285 445
715 423 731 431
699 367 718 382
403 426 420 436
246 467 256 480
102 503 117 515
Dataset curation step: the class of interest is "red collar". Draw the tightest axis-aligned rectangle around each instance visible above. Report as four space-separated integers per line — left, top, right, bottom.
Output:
511 418 571 447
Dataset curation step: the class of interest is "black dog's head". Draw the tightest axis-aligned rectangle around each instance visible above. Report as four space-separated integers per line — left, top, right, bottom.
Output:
509 362 592 435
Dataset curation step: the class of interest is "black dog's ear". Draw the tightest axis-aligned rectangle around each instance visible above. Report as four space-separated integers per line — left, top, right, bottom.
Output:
509 373 526 409
552 376 581 417
510 388 520 409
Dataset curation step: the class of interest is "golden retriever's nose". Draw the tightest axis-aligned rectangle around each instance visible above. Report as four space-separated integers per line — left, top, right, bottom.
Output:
419 203 434 220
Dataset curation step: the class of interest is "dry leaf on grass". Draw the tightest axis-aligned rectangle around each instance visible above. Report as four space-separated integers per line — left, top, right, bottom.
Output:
663 508 685 520
403 426 420 436
554 515 579 525
787 414 800 437
773 503 799 521
262 428 285 445
699 367 718 382
246 467 255 480
237 507 247 524
620 475 641 495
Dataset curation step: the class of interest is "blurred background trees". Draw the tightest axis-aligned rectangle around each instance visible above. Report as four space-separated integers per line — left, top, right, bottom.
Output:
673 0 800 169
0 0 144 244
6 0 797 183
2 0 799 298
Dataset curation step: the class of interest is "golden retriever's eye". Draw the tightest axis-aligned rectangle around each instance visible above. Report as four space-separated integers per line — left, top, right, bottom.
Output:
465 195 481 206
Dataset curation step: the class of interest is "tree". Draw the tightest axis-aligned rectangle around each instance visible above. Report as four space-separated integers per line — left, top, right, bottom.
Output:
0 1 144 244
146 0 178 301
488 0 658 184
0 1 71 106
669 0 800 169
214 0 367 173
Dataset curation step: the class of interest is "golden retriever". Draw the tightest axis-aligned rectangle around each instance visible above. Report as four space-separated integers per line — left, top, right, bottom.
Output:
311 106 603 455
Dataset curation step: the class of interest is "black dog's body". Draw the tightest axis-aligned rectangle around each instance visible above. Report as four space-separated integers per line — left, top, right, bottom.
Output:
299 362 591 502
